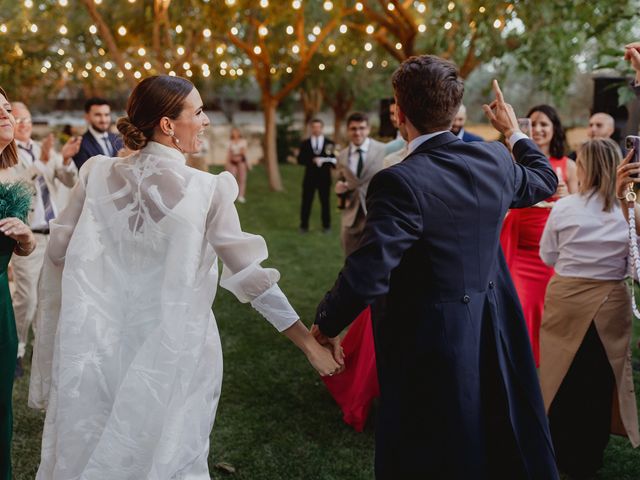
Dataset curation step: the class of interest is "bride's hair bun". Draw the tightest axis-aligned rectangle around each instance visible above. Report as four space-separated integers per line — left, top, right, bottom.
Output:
116 116 148 151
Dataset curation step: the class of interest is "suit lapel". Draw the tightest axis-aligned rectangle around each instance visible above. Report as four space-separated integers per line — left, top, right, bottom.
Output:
359 140 383 181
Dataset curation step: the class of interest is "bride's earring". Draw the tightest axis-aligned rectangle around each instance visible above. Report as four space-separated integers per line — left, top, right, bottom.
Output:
168 130 183 153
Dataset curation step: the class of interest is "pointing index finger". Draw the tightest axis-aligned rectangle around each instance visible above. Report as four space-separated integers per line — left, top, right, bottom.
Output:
493 79 505 104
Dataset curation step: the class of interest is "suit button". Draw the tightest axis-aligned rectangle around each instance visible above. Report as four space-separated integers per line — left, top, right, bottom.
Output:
489 282 495 289
462 295 470 304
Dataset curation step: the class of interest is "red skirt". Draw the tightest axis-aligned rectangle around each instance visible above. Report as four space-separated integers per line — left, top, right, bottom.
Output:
322 307 379 431
500 207 554 366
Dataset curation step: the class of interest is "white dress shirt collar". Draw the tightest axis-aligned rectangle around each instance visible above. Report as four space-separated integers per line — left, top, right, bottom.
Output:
407 131 449 154
350 137 371 154
311 135 325 152
455 128 465 140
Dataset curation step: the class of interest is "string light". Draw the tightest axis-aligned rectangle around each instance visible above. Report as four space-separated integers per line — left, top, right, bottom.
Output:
94 0 102 4
134 71 142 79
350 58 357 65
95 66 102 73
117 71 124 78
418 24 426 33
89 25 97 34
203 70 211 77
323 1 333 10
169 71 176 76
416 3 426 13
259 25 268 36
43 60 52 68
448 1 455 11
216 46 225 55
328 43 336 53
395 42 402 49
225 0 236 5
444 21 452 30
85 62 93 70
237 68 244 76
59 25 68 35
220 61 228 69
98 48 106 56
81 70 89 78
203 28 212 38
230 27 239 35
65 61 72 68
365 25 374 34
164 62 171 68
30 24 38 33
269 67 276 74
177 46 185 55
253 46 262 54
479 6 486 12
312 26 321 35
59 0 68 5
143 62 152 70
220 69 227 76
292 0 301 9
387 2 394 11
355 2 363 11
260 0 268 6
183 62 191 69
24 0 33 8
291 44 300 54
175 24 183 34
493 19 502 28
138 47 146 56
364 42 372 51
381 60 388 67
319 63 326 71
57 48 65 55
105 61 113 69
366 60 374 69
286 25 294 35
339 24 347 34
185 70 193 77
117 26 127 36
286 66 293 73
0 24 6 34
124 62 132 70
41 67 48 74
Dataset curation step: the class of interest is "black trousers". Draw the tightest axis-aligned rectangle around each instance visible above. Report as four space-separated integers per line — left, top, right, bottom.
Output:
300 170 331 230
548 322 615 478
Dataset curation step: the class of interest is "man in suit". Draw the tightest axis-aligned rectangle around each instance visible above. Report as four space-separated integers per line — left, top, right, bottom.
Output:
451 103 484 142
73 97 123 169
10 101 80 376
298 118 335 233
313 56 559 479
335 112 385 255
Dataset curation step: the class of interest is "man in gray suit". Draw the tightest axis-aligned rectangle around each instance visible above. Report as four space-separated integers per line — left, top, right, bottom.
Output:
335 112 386 255
11 101 79 376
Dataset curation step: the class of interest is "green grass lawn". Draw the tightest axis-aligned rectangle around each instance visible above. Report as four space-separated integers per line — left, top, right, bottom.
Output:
11 163 640 479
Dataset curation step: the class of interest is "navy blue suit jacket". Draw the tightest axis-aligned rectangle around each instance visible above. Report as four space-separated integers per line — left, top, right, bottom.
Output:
461 129 484 142
73 131 123 169
316 132 559 479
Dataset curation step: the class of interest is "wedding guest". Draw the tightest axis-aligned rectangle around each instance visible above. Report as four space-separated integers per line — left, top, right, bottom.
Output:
384 102 406 155
568 112 619 160
28 75 340 480
451 104 484 142
540 139 639 478
225 127 249 203
334 112 385 256
500 104 578 365
0 86 36 480
10 101 79 377
297 118 335 233
72 97 123 169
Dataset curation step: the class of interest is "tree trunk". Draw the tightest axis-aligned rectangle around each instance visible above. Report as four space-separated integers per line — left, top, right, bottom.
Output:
262 97 282 191
300 87 323 128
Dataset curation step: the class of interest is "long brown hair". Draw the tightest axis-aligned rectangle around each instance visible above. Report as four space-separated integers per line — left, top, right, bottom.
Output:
116 75 194 150
0 86 18 169
577 138 621 212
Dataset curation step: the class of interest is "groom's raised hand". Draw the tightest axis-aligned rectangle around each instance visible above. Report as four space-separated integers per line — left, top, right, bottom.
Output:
482 79 520 139
311 324 345 371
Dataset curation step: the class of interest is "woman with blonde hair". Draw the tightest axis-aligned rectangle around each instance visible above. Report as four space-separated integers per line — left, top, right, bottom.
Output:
226 126 248 203
539 138 639 479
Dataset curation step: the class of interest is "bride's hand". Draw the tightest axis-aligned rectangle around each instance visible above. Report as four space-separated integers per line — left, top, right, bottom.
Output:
305 340 341 377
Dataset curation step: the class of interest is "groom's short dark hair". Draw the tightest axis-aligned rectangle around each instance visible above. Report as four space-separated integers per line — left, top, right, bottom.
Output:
392 55 464 134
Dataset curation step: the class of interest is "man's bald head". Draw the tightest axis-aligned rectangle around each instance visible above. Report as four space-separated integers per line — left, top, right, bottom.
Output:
450 104 467 135
587 112 615 139
11 101 32 142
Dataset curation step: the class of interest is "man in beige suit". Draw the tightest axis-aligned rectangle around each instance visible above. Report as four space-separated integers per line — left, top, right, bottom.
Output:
11 101 80 376
335 112 386 255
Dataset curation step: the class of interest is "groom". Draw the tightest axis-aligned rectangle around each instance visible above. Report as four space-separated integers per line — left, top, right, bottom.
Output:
313 55 560 479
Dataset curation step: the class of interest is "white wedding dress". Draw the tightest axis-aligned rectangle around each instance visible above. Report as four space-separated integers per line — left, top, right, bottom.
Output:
28 141 298 479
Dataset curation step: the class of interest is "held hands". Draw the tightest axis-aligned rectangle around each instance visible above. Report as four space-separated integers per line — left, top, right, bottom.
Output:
482 80 520 139
310 324 345 374
0 218 36 256
335 180 349 195
616 148 639 199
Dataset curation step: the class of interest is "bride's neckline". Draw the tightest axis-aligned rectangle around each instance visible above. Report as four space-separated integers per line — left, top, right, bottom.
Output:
140 141 187 164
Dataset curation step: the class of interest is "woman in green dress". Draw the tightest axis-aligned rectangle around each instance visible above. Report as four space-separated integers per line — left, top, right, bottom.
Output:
0 86 36 479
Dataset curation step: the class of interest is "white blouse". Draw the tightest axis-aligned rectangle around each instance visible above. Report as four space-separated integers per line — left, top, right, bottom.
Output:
539 192 630 280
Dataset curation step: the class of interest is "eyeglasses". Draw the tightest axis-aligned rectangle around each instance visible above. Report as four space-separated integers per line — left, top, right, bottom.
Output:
15 117 32 125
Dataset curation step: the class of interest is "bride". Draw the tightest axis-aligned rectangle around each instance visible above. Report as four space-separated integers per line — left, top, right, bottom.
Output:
28 75 341 479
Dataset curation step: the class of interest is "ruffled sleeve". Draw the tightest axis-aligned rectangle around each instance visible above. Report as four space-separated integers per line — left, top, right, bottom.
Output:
206 172 298 332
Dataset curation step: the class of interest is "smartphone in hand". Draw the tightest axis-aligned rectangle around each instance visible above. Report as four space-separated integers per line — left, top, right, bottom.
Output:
626 135 640 179
517 118 532 137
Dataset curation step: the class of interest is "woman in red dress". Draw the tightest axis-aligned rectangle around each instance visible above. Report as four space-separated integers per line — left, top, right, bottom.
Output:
500 105 578 366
